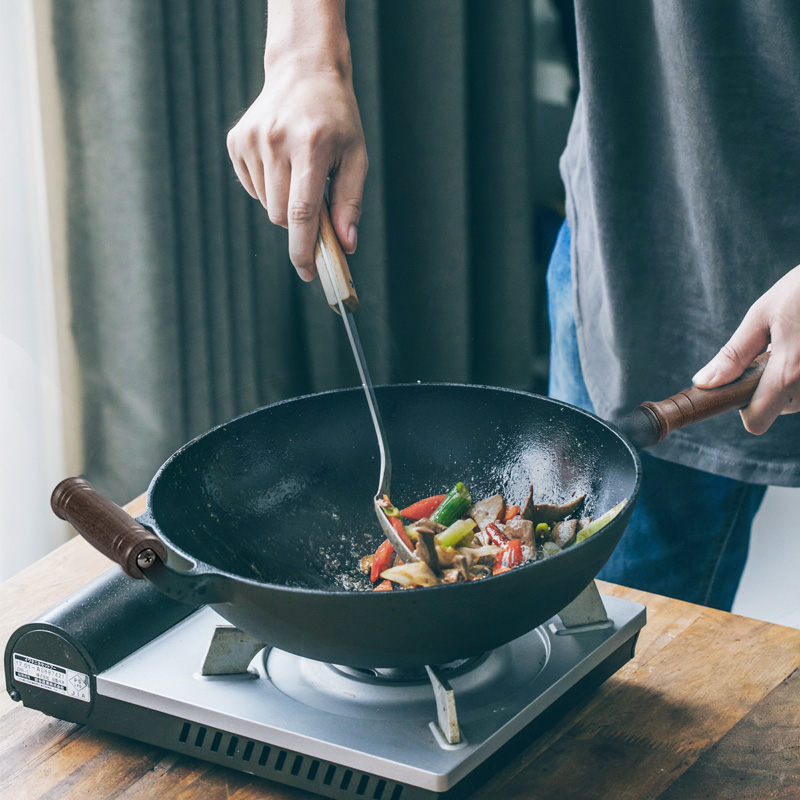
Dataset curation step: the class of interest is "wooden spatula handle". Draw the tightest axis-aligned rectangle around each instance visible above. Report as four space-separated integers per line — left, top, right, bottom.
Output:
635 351 770 444
314 200 359 313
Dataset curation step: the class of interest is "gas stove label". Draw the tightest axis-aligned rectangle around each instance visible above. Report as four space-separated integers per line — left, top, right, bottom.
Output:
13 654 91 703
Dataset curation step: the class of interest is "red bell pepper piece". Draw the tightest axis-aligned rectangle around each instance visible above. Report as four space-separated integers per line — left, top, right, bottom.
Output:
504 505 520 522
503 538 524 568
492 538 523 575
399 494 448 520
485 522 508 548
370 539 394 582
388 515 415 551
373 580 393 591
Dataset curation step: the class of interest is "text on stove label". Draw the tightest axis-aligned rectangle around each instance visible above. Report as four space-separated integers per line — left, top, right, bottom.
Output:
13 653 91 702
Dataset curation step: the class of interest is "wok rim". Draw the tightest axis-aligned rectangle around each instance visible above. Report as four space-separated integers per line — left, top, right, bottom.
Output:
140 382 642 597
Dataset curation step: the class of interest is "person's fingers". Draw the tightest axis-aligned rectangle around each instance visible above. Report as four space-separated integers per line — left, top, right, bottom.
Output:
692 306 770 387
230 155 259 202
740 346 800 433
244 155 269 210
286 158 327 281
227 125 264 205
264 155 291 229
328 148 368 254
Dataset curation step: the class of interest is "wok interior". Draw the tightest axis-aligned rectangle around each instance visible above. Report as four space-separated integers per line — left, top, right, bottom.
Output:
147 385 638 590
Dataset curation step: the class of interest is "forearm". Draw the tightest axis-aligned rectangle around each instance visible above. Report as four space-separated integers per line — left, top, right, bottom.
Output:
265 0 351 75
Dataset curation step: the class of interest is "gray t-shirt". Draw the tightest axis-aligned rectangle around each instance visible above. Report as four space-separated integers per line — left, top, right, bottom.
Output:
561 0 800 486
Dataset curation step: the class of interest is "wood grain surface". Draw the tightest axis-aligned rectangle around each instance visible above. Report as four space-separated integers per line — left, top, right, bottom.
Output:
2 495 800 800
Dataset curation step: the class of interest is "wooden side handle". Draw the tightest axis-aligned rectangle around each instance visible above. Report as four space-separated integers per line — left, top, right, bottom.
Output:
51 477 167 579
634 351 770 445
314 200 359 313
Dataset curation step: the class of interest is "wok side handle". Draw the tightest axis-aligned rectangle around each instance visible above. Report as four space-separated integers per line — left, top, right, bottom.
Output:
51 477 167 580
625 351 770 448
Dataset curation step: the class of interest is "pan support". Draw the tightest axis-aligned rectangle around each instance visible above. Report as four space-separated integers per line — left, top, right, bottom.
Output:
554 580 612 634
200 625 266 676
197 579 611 747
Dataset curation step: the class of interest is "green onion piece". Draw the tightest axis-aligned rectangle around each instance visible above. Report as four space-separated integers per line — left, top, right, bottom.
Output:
535 522 550 537
576 499 627 543
430 482 472 526
541 541 562 557
437 518 477 549
377 496 402 517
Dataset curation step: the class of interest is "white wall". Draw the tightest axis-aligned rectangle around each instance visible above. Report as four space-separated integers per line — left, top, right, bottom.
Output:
0 0 72 579
733 487 800 628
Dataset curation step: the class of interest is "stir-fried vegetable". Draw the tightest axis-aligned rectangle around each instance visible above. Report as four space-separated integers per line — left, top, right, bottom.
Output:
493 538 524 575
430 482 472 526
370 539 394 583
437 518 478 549
400 494 448 520
575 500 626 542
381 560 440 587
364 483 626 590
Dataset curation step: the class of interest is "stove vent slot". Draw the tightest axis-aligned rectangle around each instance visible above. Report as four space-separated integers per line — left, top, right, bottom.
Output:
173 721 405 800
242 741 255 762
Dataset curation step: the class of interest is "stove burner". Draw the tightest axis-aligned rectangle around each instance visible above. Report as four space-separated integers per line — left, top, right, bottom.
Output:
332 657 479 684
263 634 549 721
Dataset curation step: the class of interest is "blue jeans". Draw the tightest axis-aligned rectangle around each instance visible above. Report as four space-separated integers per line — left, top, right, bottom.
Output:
547 222 766 611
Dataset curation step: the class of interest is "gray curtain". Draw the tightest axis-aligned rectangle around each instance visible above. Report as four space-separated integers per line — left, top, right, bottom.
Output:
52 0 542 503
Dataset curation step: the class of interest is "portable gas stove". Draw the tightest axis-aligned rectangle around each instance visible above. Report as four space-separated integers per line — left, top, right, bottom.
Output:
5 569 645 800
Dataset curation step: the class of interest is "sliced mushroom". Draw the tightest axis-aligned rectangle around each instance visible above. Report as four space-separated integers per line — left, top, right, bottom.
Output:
520 485 535 521
504 517 535 547
415 530 441 575
468 494 505 531
413 517 447 535
453 554 471 582
359 555 374 574
380 561 440 587
521 486 586 526
551 519 578 548
460 545 501 566
469 564 492 579
441 568 464 584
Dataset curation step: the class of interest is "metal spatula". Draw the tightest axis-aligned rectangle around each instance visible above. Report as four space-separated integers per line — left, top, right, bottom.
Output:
314 201 417 562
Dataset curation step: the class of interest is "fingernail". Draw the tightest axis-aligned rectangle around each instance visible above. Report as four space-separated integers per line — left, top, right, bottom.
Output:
348 224 358 253
692 364 717 386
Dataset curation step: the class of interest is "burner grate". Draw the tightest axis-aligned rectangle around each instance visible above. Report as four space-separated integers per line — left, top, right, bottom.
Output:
172 717 409 800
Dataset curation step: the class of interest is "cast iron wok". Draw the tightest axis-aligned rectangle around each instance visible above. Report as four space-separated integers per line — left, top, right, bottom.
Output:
52 356 767 668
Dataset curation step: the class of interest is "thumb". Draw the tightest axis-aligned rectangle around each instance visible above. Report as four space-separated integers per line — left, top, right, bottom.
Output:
692 310 769 388
329 149 368 255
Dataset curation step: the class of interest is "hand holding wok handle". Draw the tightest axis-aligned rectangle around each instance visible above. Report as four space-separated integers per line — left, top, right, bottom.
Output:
314 198 359 314
51 477 166 579
616 351 771 449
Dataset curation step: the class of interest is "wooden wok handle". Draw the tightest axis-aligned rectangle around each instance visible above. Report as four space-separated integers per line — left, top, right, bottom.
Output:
314 199 359 314
629 351 770 447
51 477 166 579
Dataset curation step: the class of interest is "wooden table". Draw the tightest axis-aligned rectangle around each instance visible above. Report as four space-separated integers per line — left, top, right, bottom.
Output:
2 495 800 800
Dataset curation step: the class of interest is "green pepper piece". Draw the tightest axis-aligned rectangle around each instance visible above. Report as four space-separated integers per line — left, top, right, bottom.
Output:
430 482 472 527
